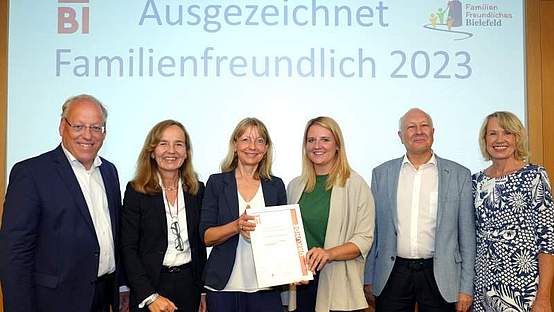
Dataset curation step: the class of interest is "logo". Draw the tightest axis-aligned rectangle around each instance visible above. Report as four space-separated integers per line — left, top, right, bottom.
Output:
58 0 90 34
424 1 515 41
425 0 473 41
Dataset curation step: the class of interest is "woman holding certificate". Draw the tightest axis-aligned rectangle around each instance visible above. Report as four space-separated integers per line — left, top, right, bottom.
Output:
121 120 206 312
287 116 375 312
200 117 287 312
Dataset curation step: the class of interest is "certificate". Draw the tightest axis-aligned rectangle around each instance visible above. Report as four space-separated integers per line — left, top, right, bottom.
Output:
247 204 313 288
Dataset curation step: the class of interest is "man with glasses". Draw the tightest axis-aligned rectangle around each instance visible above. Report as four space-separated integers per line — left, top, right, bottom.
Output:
0 94 125 312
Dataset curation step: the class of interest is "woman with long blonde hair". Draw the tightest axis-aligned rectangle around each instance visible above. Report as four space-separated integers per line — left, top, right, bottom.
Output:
200 117 286 312
286 116 374 311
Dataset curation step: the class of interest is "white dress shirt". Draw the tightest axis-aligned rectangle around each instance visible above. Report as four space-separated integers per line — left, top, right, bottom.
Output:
62 144 115 277
139 178 193 308
396 154 439 259
218 185 267 292
160 179 192 266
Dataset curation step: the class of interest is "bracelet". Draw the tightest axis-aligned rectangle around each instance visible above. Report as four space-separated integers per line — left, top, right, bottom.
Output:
146 293 160 306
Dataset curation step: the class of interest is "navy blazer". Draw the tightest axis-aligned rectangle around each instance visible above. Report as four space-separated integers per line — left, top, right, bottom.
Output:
0 145 122 312
199 171 287 290
121 181 206 309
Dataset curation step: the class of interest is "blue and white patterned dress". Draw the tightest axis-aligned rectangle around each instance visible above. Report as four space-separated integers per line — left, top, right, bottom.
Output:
472 164 554 311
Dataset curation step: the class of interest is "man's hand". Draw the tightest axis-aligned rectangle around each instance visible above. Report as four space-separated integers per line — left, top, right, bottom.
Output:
119 290 130 312
364 284 375 309
198 294 207 312
455 293 472 312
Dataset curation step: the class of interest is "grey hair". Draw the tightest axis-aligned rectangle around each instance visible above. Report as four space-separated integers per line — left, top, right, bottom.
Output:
61 94 108 123
398 108 433 131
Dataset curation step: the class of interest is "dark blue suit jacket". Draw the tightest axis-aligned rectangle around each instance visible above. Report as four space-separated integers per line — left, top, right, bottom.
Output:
199 171 287 290
0 145 122 312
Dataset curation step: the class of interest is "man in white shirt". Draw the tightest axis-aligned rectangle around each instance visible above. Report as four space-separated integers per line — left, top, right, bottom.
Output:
364 108 475 312
0 94 126 312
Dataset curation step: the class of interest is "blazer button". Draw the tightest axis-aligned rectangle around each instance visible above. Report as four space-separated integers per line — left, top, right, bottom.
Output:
94 251 100 257
390 256 395 261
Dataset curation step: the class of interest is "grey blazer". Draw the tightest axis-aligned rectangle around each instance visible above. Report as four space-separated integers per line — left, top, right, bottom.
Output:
364 155 475 303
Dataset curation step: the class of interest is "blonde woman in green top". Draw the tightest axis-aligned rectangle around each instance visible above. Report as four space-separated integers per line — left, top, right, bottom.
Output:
286 116 375 312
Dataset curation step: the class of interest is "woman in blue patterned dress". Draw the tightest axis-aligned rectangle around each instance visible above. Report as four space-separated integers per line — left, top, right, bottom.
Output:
473 111 554 311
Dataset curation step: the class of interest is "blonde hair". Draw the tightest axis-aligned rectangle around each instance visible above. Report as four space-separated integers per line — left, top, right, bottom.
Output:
220 117 273 180
131 120 199 194
301 116 351 192
478 111 529 161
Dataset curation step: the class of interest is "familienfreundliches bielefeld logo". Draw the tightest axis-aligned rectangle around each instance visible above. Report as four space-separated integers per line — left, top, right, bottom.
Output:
58 0 90 34
425 0 514 41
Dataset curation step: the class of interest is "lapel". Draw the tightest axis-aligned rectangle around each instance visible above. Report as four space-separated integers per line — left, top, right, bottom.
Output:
52 145 96 234
223 171 240 219
290 179 306 204
99 162 118 238
153 192 168 239
183 189 196 241
389 157 403 231
260 177 275 206
435 156 451 229
325 180 344 248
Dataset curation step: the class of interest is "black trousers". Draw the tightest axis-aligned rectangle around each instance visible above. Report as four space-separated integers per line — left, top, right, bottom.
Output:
206 289 282 312
295 274 320 312
158 264 200 312
134 263 200 312
91 273 115 312
376 258 455 312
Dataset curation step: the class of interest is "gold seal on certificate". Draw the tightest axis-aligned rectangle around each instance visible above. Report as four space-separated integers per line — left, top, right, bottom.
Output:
246 204 314 288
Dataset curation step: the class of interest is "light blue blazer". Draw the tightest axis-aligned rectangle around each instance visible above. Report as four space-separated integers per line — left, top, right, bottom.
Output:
364 155 475 303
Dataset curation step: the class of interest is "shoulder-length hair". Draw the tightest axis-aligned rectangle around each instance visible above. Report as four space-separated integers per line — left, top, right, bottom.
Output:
478 111 529 162
301 116 351 192
220 117 273 180
131 120 199 195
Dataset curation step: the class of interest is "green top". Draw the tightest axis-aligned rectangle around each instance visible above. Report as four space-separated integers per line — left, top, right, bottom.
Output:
299 175 332 250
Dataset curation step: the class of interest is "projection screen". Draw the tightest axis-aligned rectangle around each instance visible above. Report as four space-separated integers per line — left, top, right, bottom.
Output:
7 0 525 185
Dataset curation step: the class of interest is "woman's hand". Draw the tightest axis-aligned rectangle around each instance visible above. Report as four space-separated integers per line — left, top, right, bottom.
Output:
304 243 361 273
237 212 256 240
204 212 256 246
148 295 177 312
306 247 333 273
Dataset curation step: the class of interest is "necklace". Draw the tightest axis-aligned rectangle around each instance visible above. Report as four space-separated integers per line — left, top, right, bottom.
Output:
162 184 178 192
161 178 179 192
163 185 185 252
163 185 179 222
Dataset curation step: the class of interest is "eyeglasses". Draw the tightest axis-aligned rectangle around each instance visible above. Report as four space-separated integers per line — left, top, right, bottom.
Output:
237 136 266 146
64 118 106 134
170 221 185 251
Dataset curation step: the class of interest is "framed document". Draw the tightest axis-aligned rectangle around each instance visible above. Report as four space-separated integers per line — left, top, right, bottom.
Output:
247 204 313 288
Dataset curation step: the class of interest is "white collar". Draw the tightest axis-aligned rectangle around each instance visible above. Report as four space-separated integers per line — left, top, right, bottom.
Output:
61 143 102 169
402 153 437 168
